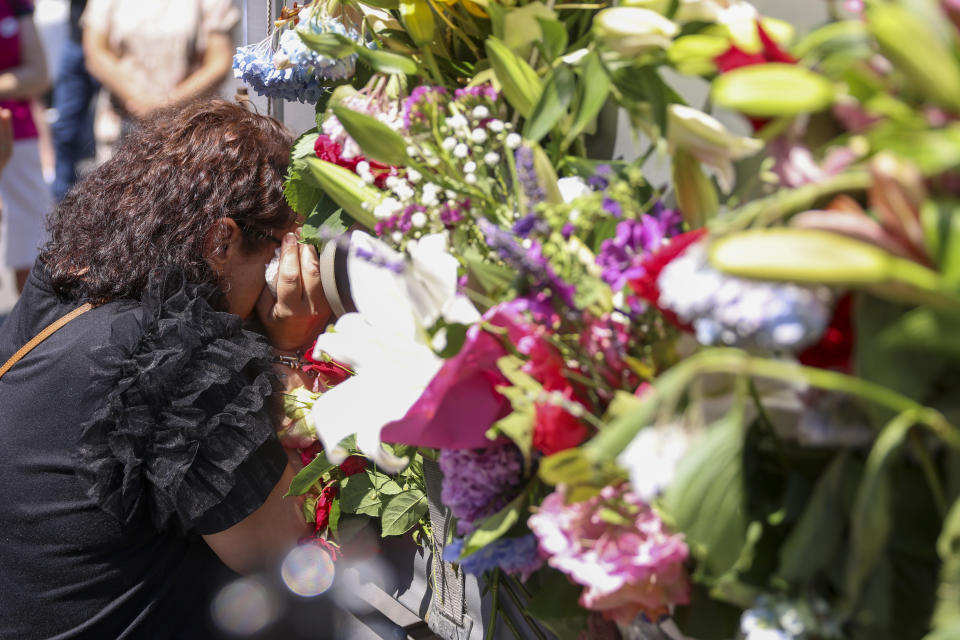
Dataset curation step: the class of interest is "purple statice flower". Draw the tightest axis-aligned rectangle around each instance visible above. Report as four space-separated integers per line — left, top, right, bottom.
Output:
402 85 447 130
587 164 613 190
438 443 523 536
512 213 547 237
515 145 546 207
602 196 623 218
454 84 499 102
443 534 544 581
352 246 406 273
479 219 577 308
596 205 682 292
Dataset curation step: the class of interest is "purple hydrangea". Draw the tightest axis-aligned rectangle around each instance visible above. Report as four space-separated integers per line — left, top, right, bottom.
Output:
443 534 544 581
438 443 523 536
595 204 683 292
515 145 546 207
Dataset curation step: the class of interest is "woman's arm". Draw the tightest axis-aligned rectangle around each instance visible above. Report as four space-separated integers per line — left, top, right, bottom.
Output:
202 464 314 574
167 31 234 108
82 27 156 117
0 16 48 99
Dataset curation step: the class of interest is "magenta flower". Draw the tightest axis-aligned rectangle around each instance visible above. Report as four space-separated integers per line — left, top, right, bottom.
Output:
379 305 535 450
528 484 690 624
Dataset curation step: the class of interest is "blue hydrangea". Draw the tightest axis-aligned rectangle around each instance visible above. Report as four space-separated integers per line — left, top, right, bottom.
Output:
443 535 543 580
657 242 833 352
232 16 365 104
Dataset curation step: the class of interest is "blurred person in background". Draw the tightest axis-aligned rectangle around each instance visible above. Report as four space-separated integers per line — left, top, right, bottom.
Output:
50 0 98 201
82 0 237 136
0 0 52 294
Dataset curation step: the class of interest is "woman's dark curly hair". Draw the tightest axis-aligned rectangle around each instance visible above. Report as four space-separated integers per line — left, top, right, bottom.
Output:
42 100 297 303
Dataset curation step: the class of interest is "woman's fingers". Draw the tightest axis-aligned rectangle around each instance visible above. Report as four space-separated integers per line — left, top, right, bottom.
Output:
274 233 303 316
299 242 325 315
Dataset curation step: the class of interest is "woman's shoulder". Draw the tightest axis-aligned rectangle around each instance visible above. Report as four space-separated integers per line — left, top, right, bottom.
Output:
76 278 285 535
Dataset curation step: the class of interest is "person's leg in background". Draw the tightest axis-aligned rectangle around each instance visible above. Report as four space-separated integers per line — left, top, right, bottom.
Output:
1 140 53 293
50 37 98 202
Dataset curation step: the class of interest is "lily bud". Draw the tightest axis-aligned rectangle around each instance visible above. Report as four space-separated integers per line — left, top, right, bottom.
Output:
667 104 763 193
619 0 670 13
868 152 928 259
672 148 719 228
399 0 435 47
594 8 679 56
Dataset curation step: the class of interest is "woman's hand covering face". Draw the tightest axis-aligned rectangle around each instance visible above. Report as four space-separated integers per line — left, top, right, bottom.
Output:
257 232 331 351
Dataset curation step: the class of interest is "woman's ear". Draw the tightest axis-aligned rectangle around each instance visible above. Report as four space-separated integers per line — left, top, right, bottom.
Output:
203 217 242 272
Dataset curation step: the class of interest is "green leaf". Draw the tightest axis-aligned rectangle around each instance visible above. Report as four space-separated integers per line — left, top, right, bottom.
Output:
928 497 960 637
486 36 543 119
634 67 669 138
285 164 325 217
460 491 529 558
353 45 418 75
291 129 320 160
303 157 381 229
523 570 589 640
302 204 348 245
658 410 748 579
357 0 399 9
367 469 403 495
776 453 861 586
380 489 428 537
844 410 914 602
328 498 341 537
287 451 335 496
536 17 568 63
868 124 960 177
867 4 960 112
876 306 960 362
712 63 835 117
489 404 535 473
331 105 409 166
503 2 556 54
298 31 353 58
462 246 514 296
563 51 610 148
435 323 469 359
523 64 575 142
340 473 381 516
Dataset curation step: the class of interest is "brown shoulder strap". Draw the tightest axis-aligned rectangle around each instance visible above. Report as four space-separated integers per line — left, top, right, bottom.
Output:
0 303 94 380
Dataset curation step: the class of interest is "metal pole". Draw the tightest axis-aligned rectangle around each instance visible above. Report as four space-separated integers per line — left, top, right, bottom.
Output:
267 0 285 123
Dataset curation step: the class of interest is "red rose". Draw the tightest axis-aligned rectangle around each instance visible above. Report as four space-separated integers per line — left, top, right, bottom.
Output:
314 485 338 533
798 294 854 372
299 441 325 467
338 455 367 477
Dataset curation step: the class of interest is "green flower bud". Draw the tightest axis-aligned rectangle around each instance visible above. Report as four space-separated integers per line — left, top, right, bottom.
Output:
594 8 679 56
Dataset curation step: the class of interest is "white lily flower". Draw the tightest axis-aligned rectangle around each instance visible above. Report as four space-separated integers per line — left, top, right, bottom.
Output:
557 176 592 203
306 231 479 472
667 104 763 193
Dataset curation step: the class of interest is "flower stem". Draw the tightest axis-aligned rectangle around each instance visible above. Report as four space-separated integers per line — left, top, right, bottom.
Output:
909 429 949 517
584 347 960 462
484 572 500 640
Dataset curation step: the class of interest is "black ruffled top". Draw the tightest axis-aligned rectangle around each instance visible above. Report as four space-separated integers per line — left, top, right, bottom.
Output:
0 265 289 638
75 278 285 533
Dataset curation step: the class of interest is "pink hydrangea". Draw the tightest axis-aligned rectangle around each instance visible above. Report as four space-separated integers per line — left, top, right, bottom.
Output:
528 484 690 624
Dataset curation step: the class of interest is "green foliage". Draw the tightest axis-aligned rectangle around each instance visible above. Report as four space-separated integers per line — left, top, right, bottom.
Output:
523 64 575 143
486 36 543 119
460 490 529 558
331 105 409 166
287 451 335 497
658 409 749 580
523 570 589 639
380 489 429 537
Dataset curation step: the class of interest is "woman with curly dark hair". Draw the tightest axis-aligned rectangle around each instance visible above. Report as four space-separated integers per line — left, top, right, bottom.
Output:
0 100 330 638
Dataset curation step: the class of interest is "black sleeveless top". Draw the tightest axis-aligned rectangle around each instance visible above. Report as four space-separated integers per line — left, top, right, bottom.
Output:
0 263 288 639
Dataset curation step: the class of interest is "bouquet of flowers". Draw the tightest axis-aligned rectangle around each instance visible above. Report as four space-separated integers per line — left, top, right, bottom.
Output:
237 0 960 637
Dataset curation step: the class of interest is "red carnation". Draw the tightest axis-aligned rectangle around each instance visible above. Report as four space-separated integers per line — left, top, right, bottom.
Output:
314 134 344 163
629 228 707 330
533 389 590 456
